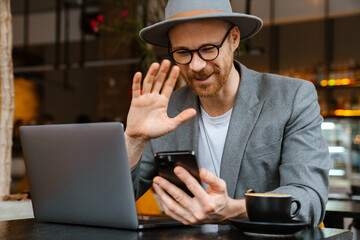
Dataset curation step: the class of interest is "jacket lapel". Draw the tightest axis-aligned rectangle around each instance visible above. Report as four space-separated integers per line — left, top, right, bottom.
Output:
220 62 264 198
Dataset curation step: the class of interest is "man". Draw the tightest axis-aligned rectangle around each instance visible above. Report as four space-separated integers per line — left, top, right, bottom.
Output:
125 0 330 226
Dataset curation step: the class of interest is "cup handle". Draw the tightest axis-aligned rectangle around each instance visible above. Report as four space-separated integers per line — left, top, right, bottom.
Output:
290 199 301 218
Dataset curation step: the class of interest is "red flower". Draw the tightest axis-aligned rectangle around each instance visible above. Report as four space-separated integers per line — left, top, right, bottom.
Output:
97 14 105 22
90 19 99 33
121 10 128 17
90 19 98 28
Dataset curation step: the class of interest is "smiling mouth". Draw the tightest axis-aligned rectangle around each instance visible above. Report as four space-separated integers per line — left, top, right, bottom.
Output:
195 73 213 81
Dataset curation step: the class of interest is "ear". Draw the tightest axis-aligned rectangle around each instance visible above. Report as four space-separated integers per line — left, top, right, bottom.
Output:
230 26 240 52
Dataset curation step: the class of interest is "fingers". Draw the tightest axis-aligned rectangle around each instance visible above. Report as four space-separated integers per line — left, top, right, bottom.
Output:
173 108 197 126
174 167 207 200
142 62 160 94
153 178 198 225
152 60 171 93
153 183 191 225
135 59 179 98
131 72 142 98
200 168 227 193
161 65 180 98
153 176 192 204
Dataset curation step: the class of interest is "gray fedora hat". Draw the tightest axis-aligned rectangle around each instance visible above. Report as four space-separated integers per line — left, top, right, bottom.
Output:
139 0 263 48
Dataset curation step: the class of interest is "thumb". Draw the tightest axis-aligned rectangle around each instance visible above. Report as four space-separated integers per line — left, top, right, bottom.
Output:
173 108 196 126
200 168 226 193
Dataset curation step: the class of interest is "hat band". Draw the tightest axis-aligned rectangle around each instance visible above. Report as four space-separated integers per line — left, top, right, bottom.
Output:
168 9 226 20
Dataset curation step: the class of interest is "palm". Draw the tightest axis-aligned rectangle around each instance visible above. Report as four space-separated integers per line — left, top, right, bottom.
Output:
127 93 177 139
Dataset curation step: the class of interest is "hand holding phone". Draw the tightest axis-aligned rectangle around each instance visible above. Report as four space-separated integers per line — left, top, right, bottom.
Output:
154 151 201 197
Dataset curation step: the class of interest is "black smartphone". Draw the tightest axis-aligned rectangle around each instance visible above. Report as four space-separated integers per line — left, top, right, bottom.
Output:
154 150 201 197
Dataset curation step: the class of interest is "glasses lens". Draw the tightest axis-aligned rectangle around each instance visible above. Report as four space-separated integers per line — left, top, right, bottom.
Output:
199 45 219 61
172 49 192 64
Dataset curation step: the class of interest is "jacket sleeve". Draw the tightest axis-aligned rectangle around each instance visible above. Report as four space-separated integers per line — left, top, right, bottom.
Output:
131 142 158 200
270 81 330 226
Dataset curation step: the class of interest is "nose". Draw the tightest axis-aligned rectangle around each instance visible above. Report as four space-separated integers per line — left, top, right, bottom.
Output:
189 52 206 72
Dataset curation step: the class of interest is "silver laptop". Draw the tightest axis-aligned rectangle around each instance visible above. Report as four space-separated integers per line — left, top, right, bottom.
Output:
20 122 182 230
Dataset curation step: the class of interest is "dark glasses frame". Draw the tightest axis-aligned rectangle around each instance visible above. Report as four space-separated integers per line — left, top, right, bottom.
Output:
168 26 234 65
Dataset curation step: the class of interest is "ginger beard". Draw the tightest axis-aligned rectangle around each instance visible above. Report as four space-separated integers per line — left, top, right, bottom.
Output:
180 59 232 98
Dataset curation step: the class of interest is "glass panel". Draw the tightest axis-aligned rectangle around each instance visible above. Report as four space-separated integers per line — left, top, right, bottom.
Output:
323 118 360 195
322 118 352 178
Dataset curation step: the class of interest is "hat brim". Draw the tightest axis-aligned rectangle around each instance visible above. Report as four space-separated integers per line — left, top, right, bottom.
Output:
139 12 263 48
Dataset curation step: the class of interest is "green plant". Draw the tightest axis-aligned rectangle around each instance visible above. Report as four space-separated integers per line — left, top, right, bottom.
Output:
99 0 167 70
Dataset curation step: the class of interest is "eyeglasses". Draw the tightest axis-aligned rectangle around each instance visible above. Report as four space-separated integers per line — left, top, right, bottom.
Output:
168 26 234 65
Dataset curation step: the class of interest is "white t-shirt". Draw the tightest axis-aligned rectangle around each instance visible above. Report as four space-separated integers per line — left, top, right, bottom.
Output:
198 106 232 189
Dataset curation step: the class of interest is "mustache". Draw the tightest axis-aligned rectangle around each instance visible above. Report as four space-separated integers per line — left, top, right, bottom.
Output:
184 66 221 79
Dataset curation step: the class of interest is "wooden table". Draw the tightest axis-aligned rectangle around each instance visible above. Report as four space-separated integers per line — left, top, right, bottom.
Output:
0 218 352 240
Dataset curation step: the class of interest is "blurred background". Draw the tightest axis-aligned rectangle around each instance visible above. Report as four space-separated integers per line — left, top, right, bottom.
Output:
8 0 360 205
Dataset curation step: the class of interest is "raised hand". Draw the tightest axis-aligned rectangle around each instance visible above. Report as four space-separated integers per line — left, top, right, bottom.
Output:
125 60 196 168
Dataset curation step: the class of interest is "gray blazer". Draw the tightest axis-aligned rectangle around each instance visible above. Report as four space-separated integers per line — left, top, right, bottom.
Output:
131 61 330 226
